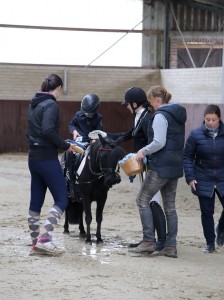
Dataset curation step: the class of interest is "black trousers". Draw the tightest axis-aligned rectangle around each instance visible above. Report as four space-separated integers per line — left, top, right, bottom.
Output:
198 189 224 245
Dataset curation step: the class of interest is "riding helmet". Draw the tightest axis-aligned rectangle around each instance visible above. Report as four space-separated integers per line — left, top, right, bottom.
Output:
121 87 147 106
81 93 100 114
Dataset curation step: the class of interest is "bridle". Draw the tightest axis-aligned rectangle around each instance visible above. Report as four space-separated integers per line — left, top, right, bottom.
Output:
75 140 122 185
88 146 114 177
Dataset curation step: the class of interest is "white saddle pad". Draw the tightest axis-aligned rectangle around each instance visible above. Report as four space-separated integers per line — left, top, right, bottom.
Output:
77 154 88 176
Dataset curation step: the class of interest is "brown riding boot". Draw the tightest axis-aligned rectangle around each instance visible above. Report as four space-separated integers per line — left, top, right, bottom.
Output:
158 246 178 258
128 241 155 254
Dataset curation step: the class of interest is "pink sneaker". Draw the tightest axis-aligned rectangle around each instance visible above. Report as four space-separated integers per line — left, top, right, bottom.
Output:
35 236 65 256
29 244 47 256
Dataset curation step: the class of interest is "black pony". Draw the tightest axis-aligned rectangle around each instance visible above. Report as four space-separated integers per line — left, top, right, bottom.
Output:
62 134 126 244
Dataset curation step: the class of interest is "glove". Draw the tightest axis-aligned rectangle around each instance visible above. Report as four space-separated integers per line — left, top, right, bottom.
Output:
129 175 136 183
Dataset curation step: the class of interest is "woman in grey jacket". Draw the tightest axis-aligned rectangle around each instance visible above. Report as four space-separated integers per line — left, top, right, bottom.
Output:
184 104 224 253
129 85 186 258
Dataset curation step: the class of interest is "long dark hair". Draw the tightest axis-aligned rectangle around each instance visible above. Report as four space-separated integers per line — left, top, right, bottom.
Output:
41 74 63 92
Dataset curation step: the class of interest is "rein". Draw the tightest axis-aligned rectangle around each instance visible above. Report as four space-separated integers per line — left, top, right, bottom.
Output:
99 148 112 152
77 144 119 184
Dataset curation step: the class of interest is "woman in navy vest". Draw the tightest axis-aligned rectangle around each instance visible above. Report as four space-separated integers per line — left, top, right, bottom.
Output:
129 85 186 258
184 104 224 253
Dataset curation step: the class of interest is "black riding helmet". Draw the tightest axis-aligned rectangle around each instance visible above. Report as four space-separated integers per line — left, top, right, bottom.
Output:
121 87 148 114
81 93 100 117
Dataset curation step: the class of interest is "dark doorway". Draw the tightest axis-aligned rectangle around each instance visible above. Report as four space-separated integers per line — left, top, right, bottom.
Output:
177 48 222 68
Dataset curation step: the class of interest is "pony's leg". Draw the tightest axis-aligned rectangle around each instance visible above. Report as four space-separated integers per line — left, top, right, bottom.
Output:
63 208 69 234
62 151 70 234
79 208 86 237
95 196 107 244
83 199 93 244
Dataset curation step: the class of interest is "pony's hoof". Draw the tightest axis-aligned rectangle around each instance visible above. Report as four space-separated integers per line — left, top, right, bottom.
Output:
79 232 86 238
85 239 92 245
96 238 103 244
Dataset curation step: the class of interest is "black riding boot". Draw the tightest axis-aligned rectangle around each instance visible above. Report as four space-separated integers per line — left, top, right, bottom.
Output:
150 201 166 251
216 209 224 246
129 201 167 249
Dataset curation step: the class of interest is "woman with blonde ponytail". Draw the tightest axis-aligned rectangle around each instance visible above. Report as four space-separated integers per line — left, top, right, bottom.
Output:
129 85 187 258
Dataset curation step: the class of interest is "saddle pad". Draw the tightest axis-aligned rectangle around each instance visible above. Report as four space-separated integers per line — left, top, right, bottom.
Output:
77 154 88 176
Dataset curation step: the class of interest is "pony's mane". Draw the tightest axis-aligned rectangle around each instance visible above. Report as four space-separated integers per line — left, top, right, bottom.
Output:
89 137 125 169
111 146 126 163
89 139 101 157
89 136 113 153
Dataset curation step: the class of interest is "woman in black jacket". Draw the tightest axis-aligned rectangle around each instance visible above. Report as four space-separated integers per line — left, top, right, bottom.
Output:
184 104 224 253
27 74 74 256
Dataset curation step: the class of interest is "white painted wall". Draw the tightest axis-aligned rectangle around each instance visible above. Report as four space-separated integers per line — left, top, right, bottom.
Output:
161 67 222 104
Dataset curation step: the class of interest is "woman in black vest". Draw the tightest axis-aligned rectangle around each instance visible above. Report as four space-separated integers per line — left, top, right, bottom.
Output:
129 85 187 258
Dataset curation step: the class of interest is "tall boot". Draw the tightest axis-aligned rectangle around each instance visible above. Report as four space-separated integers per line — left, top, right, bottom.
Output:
128 203 161 248
128 205 155 248
218 209 224 229
150 201 166 251
216 209 224 246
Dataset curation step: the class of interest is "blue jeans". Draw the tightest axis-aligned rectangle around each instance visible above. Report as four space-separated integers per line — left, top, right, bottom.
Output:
198 189 224 245
136 170 178 247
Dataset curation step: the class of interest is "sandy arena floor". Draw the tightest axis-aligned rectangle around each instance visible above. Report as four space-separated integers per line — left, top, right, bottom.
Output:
0 153 224 300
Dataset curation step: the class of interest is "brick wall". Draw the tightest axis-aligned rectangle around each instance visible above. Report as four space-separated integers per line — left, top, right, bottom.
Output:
0 63 223 152
0 63 222 104
0 63 161 102
0 63 161 152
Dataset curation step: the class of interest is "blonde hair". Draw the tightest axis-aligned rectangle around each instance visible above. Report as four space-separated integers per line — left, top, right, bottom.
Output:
147 85 172 104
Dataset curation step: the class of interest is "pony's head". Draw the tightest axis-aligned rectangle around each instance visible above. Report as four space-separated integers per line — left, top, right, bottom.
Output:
95 134 125 188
